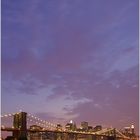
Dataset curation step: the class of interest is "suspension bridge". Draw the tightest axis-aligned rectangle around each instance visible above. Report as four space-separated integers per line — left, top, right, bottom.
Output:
1 111 136 140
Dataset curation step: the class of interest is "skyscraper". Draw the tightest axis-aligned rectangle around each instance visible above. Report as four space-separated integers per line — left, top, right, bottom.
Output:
81 121 88 131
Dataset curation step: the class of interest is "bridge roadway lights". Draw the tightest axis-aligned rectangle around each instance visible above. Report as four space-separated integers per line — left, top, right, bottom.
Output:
2 129 128 140
2 111 131 140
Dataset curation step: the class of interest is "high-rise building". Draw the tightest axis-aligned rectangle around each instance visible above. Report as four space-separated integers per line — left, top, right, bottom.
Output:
131 124 135 135
65 120 76 131
56 124 63 131
88 126 93 132
81 122 88 131
124 124 136 137
93 125 102 131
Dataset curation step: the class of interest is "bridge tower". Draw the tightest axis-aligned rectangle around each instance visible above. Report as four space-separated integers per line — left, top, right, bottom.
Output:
13 112 27 140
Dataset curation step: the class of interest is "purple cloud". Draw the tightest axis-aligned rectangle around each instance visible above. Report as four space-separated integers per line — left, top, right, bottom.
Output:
2 0 139 136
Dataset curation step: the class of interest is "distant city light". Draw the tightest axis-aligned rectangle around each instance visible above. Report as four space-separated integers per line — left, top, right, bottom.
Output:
131 124 134 129
1 111 137 138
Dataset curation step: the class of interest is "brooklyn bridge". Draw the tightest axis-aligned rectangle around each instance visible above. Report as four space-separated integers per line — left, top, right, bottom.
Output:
1 111 137 140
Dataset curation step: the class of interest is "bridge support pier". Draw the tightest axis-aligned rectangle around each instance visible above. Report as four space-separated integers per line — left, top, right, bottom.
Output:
13 112 27 140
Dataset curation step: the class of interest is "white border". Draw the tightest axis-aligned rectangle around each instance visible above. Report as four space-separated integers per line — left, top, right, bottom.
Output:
0 0 2 139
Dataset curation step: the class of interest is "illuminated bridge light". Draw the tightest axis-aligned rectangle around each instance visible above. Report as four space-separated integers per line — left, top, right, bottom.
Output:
1 125 5 129
8 114 12 116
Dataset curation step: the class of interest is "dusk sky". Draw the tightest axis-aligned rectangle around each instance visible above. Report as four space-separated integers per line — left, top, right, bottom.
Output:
1 0 139 134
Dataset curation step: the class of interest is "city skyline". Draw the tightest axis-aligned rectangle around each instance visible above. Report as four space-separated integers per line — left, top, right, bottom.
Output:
1 111 137 139
1 0 139 135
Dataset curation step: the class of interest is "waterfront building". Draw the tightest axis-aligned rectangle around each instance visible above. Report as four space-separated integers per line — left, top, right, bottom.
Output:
81 121 88 131
65 120 76 131
93 125 102 131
